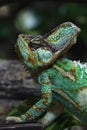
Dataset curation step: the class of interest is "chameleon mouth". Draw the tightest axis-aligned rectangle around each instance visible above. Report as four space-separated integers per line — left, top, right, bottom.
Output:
54 34 78 57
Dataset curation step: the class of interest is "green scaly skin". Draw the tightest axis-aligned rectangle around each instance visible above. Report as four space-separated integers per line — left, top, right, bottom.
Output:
6 22 87 126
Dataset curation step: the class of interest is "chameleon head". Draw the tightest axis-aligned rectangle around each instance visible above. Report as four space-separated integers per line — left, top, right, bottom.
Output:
15 22 80 70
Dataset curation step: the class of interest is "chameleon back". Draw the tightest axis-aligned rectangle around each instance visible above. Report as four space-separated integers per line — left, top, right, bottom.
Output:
51 58 87 123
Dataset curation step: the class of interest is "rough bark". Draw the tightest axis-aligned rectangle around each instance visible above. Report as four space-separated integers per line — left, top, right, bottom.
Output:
0 60 41 100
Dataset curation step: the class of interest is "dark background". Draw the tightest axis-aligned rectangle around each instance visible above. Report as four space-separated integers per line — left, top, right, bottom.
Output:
0 1 87 62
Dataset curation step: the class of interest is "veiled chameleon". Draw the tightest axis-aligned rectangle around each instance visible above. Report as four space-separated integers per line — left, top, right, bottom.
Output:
6 22 87 125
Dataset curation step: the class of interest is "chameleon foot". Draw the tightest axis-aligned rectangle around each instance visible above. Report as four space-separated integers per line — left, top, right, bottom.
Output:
6 116 22 123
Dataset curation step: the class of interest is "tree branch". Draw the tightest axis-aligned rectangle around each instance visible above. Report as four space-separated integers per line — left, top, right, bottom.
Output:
0 60 41 100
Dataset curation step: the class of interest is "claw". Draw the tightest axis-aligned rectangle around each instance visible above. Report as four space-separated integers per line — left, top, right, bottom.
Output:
6 116 22 123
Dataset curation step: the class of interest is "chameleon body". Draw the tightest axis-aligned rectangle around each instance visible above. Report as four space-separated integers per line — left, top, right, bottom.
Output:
6 22 87 124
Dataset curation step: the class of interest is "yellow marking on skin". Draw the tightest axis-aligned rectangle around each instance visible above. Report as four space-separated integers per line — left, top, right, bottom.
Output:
37 53 46 64
53 64 76 82
33 105 44 111
42 93 52 106
19 35 37 67
25 113 31 119
43 81 50 85
70 61 77 80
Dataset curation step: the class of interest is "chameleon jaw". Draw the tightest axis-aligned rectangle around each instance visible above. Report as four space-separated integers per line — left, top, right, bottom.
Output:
54 35 77 59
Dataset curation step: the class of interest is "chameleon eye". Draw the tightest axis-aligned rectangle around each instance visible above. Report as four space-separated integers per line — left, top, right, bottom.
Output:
34 48 53 66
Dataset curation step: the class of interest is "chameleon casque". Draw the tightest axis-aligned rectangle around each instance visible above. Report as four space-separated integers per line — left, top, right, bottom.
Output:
6 22 87 125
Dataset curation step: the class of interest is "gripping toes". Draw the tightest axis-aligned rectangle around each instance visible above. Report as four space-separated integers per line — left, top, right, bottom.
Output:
6 116 22 123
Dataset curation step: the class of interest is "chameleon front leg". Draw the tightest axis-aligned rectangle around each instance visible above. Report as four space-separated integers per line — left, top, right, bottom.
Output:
6 72 52 122
39 99 63 128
